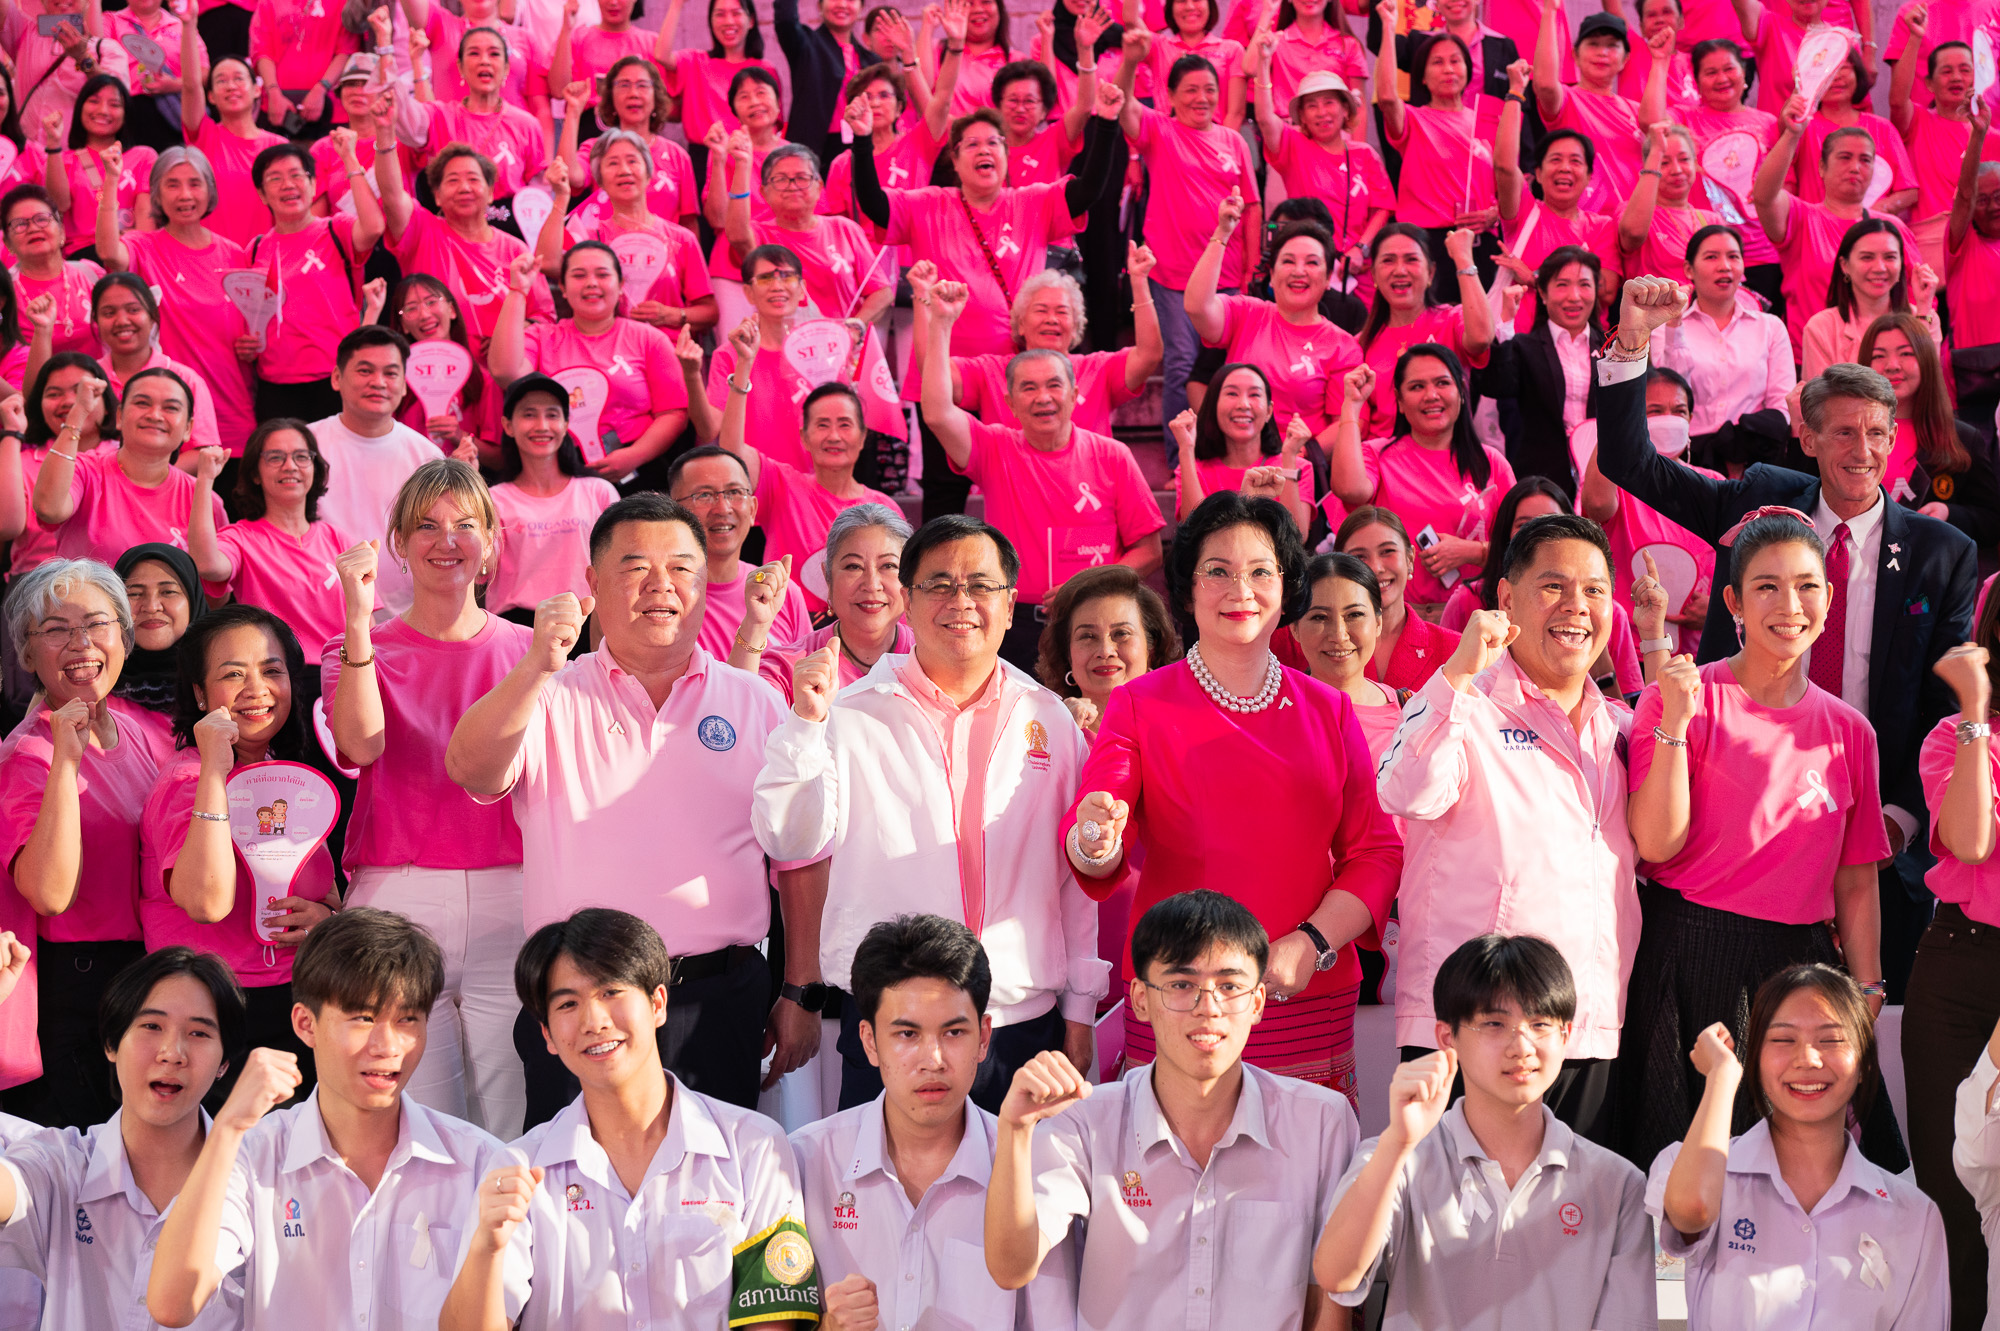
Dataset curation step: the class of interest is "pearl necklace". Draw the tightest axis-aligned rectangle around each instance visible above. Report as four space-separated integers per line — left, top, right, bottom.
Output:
1188 643 1283 713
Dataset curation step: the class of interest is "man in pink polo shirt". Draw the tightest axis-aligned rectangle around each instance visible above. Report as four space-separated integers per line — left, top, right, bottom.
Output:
920 279 1165 668
445 493 821 1120
1374 513 1640 1149
755 513 1106 1114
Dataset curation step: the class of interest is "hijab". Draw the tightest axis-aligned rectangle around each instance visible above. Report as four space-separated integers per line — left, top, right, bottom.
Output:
112 543 205 714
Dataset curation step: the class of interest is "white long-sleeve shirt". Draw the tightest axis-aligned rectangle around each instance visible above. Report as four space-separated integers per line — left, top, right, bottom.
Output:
752 653 1108 1026
1954 1045 2000 1329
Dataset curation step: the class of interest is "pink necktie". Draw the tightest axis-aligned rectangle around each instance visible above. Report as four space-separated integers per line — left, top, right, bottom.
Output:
1809 523 1850 698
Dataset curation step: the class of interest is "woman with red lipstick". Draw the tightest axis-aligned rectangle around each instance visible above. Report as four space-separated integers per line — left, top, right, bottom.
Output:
1291 552 1403 761
1800 218 1939 378
1330 506 1455 689
0 557 172 1127
141 603 334 1108
1063 491 1403 1102
1619 510 1900 1172
1169 362 1314 537
1654 967 1946 1328
322 459 533 1138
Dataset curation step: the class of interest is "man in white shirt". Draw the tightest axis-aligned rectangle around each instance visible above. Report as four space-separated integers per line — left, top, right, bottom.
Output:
754 514 1107 1115
985 890 1358 1331
1 946 246 1331
790 914 1073 1330
145 908 522 1330
441 907 819 1331
310 325 445 615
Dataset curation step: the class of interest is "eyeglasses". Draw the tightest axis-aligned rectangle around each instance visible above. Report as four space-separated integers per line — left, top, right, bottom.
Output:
400 294 449 318
767 173 816 190
261 449 315 469
609 78 653 93
748 269 804 288
5 212 55 235
999 96 1044 112
912 578 1014 602
676 486 753 506
31 617 118 646
1196 567 1282 591
1143 980 1258 1014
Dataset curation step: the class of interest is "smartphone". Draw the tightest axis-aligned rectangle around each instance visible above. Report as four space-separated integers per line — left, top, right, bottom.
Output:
37 13 81 37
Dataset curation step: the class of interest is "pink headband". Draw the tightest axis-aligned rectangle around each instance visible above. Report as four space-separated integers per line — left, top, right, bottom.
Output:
1717 505 1815 547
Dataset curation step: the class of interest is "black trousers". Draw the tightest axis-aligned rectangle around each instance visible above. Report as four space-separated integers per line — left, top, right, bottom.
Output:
514 945 772 1129
838 999 1065 1116
10 938 144 1128
1615 882 1908 1173
918 417 970 522
998 606 1046 674
1904 902 2000 1331
1397 1045 1618 1150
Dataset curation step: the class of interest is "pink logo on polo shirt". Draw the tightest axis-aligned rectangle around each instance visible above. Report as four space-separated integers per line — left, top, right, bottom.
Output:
832 1192 859 1231
1559 1201 1582 1235
281 1197 306 1238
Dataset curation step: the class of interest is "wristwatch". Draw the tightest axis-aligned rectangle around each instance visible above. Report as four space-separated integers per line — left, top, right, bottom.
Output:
1295 922 1339 972
781 981 830 1013
1959 720 1992 746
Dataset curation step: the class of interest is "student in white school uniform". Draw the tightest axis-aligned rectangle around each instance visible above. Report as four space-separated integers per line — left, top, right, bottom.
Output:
440 907 820 1331
1312 933 1657 1331
1652 963 1949 1331
144 908 524 1330
789 914 1074 1331
1 940 246 1331
0 929 36 1331
1952 1005 2000 1328
984 890 1358 1331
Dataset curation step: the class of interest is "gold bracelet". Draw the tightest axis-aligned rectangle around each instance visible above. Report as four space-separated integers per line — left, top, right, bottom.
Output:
339 642 374 667
735 631 767 652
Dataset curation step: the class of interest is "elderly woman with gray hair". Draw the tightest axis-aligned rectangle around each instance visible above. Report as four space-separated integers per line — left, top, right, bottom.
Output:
774 503 916 702
0 556 173 1126
721 140 893 328
909 242 1162 437
95 144 257 454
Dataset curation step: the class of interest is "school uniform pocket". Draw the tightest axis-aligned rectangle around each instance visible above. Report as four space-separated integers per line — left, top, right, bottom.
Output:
395 1221 458 1322
1224 1199 1312 1313
930 1238 1016 1329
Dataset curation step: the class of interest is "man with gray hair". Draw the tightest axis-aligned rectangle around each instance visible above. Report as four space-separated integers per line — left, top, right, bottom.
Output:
1594 273 1975 990
920 278 1163 667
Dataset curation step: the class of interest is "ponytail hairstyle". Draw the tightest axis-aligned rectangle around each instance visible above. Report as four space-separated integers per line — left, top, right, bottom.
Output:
1358 223 1437 349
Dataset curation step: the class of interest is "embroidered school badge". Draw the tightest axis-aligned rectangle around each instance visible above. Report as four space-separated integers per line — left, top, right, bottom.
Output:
730 1217 821 1326
1025 719 1051 772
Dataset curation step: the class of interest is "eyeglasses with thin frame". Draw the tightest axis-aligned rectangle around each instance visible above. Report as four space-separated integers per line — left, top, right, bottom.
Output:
676 486 753 507
1196 566 1283 591
1142 979 1259 1014
912 577 1015 602
767 173 816 190
400 293 449 319
31 617 118 646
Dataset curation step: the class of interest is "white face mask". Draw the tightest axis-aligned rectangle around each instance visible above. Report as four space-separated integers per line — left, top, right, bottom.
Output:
1648 414 1691 458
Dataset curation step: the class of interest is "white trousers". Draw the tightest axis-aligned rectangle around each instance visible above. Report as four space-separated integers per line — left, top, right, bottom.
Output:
347 863 528 1140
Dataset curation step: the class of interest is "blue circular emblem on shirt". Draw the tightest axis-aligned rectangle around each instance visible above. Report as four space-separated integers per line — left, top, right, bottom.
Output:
1733 1218 1756 1242
697 715 737 751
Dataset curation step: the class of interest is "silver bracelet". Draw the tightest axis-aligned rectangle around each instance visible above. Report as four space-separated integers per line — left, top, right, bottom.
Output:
190 809 228 822
1067 822 1121 866
1651 726 1688 749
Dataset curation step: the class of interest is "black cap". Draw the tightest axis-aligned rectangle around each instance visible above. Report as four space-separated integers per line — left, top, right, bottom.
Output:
502 372 571 418
1575 12 1629 49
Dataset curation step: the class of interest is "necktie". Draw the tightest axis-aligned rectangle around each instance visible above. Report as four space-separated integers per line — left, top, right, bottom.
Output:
1809 522 1850 698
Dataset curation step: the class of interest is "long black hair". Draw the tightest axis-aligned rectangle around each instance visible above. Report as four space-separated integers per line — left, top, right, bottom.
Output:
1386 342 1490 490
1358 223 1436 349
66 72 129 150
170 604 309 761
1826 217 1912 322
1191 362 1282 462
24 351 113 448
709 0 767 60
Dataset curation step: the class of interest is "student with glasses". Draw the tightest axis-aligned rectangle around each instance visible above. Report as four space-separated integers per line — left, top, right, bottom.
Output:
1062 490 1402 1101
756 514 1110 1115
0 184 101 385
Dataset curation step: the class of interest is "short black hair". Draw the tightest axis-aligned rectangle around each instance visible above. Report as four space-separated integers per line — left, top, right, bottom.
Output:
851 914 991 1025
251 140 315 189
1129 890 1269 984
515 907 671 1020
1728 510 1825 593
990 58 1057 109
587 491 706 563
291 907 445 1016
1433 933 1577 1030
1297 550 1381 618
898 514 1021 588
802 380 864 427
171 604 309 759
335 323 410 372
1535 126 1597 173
99 946 248 1098
1167 491 1310 631
666 443 753 494
1500 513 1612 584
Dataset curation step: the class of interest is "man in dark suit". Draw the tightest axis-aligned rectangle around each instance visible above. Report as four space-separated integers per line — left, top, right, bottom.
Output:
1599 272 1984 1327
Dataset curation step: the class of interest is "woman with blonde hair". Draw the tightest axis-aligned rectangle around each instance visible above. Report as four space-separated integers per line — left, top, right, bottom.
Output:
322 458 534 1138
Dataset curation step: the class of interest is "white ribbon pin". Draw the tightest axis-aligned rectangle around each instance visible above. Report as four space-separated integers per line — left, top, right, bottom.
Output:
1798 769 1836 814
1458 1170 1492 1225
1074 482 1103 513
1857 1233 1890 1290
409 1211 433 1268
300 250 327 275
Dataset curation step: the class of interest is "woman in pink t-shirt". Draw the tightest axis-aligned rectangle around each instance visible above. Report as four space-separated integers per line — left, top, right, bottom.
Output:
656 0 779 153
546 126 718 336
187 419 353 662
1620 509 1896 1168
485 375 619 617
1620 125 1723 281
325 457 533 1134
8 354 109 584
1800 217 1940 377
0 555 172 1125
1250 51 1390 273
1066 491 1403 1100
178 45 283 249
1649 37 1785 302
0 67 50 205
1859 312 2000 547
696 67 792 233
936 0 1011 116
141 603 334 1103
1532 0 1642 214
817 54 954 239
1 185 102 383
924 249 1160 438
562 56 703 238
1793 44 1919 216
376 274 504 469
99 146 254 454
720 141 890 326
1327 347 1514 613
994 26 1096 187
1375 15 1495 266
1264 0 1364 121
43 75 154 258
1354 223 1494 440
87 273 223 458
490 242 690 483
1169 363 1314 537
1136 0 1245 124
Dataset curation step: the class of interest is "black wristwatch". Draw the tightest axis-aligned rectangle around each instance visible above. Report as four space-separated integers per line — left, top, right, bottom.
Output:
1295 922 1339 972
781 981 830 1013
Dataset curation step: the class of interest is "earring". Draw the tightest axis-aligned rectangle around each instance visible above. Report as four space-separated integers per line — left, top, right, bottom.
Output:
400 560 409 575
1732 615 1746 647
1065 671 1075 687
